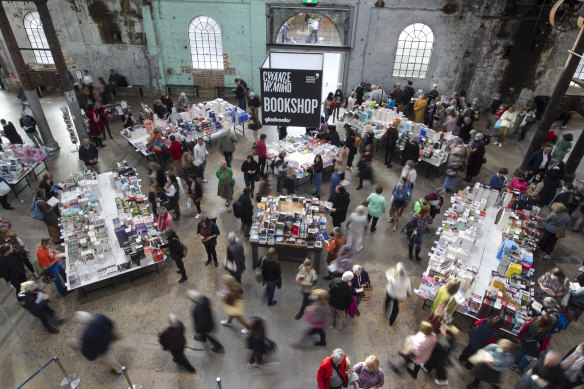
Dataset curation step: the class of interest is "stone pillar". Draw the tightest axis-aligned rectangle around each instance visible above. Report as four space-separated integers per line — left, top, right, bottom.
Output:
34 0 88 140
0 2 58 148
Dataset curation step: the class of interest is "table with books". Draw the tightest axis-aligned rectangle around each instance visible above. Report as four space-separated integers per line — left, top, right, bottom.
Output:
0 145 51 198
58 163 165 296
249 196 330 273
414 183 541 336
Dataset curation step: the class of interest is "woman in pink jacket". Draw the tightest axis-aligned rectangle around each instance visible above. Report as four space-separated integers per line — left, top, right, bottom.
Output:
392 321 437 379
156 206 174 231
509 173 528 193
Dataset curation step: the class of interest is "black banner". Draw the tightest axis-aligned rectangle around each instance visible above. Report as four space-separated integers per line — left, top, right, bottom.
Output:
260 68 322 128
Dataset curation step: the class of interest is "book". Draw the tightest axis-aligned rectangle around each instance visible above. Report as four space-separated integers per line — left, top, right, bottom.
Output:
47 196 60 207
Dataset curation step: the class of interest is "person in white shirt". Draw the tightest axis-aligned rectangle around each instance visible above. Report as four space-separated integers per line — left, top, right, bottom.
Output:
82 70 96 103
310 18 320 43
384 262 412 326
193 137 209 183
493 106 517 148
346 205 368 252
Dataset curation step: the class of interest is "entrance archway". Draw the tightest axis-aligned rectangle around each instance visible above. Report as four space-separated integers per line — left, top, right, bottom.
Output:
276 13 342 46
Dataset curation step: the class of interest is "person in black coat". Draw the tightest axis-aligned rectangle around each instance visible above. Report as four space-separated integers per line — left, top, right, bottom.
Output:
328 272 354 331
18 281 63 333
148 162 167 188
330 185 350 228
401 138 420 166
78 138 99 172
160 228 188 283
226 232 246 283
188 290 224 353
75 311 123 374
158 314 196 373
0 244 27 297
423 328 456 385
517 350 566 389
1 119 23 144
260 248 281 306
237 187 254 236
327 125 340 146
247 317 269 368
465 138 486 183
383 125 399 167
241 155 259 192
526 145 553 181
538 163 564 206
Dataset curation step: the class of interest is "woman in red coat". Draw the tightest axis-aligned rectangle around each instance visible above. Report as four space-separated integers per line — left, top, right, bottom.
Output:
87 104 105 148
317 348 350 389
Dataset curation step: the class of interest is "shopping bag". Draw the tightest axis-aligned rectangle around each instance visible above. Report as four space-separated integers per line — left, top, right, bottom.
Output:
493 118 502 131
362 286 373 302
468 349 494 365
398 299 409 310
400 220 416 240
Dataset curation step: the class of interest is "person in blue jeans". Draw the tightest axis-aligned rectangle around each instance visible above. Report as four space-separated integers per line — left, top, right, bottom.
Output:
36 237 68 295
312 154 323 198
260 248 281 306
407 206 433 261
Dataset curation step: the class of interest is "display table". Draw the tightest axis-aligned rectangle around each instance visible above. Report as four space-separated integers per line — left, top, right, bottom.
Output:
0 145 50 198
249 196 328 273
414 184 538 336
59 166 165 297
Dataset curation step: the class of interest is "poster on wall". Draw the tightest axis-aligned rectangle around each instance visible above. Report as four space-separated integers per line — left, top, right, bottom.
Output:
260 51 323 128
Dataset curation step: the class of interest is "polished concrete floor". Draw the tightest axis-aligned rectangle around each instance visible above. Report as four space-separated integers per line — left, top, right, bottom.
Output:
0 89 583 389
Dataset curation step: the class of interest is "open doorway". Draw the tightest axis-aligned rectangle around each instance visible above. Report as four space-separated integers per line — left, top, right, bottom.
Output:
321 52 344 102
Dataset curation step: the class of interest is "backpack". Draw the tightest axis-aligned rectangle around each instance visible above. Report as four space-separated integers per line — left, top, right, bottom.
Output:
232 199 243 219
552 313 568 333
354 136 361 148
30 198 44 220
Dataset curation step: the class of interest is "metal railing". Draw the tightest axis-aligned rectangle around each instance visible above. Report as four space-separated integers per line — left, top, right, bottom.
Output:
17 356 80 389
114 366 143 389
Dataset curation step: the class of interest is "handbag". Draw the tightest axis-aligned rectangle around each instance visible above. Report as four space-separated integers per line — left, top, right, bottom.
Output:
398 299 409 310
186 197 193 209
556 230 566 239
362 286 373 302
468 349 494 365
400 219 416 240
0 181 10 196
347 296 358 317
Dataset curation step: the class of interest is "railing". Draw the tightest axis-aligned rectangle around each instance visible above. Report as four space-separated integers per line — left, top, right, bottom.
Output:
17 356 80 389
114 366 143 389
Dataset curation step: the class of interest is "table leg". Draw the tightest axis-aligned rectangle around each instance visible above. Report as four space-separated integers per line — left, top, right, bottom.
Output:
252 244 259 269
11 185 18 199
313 248 322 274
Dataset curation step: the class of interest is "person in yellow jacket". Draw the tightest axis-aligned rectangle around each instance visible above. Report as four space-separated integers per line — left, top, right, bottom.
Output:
413 93 428 123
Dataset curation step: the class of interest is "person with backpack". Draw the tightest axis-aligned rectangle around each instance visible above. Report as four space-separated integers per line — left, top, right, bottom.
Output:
260 247 281 307
197 217 220 267
33 188 61 244
19 112 42 147
225 232 246 283
158 314 196 373
512 315 555 374
458 316 503 369
388 177 412 232
160 228 188 284
234 187 254 237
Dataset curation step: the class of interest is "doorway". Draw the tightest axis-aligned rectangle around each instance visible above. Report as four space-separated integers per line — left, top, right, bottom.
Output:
321 52 344 101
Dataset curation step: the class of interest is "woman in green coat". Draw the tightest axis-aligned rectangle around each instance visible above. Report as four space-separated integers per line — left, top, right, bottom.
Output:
551 133 572 164
217 126 237 167
366 185 387 232
216 162 234 212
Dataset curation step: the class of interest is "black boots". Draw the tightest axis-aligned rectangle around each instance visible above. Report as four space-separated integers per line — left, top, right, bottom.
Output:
408 246 413 260
415 248 422 261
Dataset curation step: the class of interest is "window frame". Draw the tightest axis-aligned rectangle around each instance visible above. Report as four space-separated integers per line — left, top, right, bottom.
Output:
392 23 434 79
188 16 224 70
23 11 54 65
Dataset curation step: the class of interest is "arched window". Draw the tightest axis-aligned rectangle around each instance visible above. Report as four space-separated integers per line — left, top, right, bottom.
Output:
188 16 223 70
24 12 53 64
393 23 434 79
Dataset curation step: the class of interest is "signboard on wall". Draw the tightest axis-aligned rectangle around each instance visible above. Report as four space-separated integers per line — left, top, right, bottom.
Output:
260 52 323 128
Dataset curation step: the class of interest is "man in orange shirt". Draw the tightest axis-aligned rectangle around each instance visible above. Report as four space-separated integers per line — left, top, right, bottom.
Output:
36 237 68 295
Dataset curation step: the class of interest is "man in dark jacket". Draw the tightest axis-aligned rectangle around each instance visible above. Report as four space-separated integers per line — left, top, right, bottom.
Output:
383 125 399 167
226 232 246 283
401 138 420 166
1 119 23 144
0 244 27 296
526 144 553 181
517 350 566 389
19 112 42 147
18 281 63 333
187 289 224 353
234 78 246 110
160 228 187 283
158 314 196 373
459 316 503 368
328 271 354 331
79 138 100 172
75 311 123 374
238 187 254 237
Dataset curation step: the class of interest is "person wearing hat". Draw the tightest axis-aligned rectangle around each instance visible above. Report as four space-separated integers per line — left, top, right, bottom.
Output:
159 228 188 283
74 311 123 375
464 133 486 183
328 271 354 331
187 289 224 353
295 259 318 320
18 281 63 334
324 245 354 281
158 314 196 373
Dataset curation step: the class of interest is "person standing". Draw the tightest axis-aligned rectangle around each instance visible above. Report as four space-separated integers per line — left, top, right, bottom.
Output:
458 316 503 368
317 348 350 389
18 281 63 333
493 106 517 147
19 112 42 147
197 217 220 267
323 92 334 123
526 144 553 182
464 133 486 183
160 228 188 284
485 93 502 131
187 289 224 353
34 189 61 244
328 167 342 202
331 185 351 228
388 177 412 232
225 232 245 283
429 278 460 330
158 314 196 373
351 265 370 315
294 259 318 320
234 79 246 110
256 134 267 178
366 185 387 232
551 133 573 164
74 311 123 375
516 350 565 389
467 339 517 389
82 70 96 103
241 155 259 193
217 126 237 167
313 154 324 198
156 206 173 232
165 175 181 220
237 187 254 237
248 106 261 142
346 205 367 251
0 228 38 278
325 227 345 265
328 271 353 332
160 90 174 113
78 138 100 172
513 315 555 374
537 202 570 260
97 77 110 105
383 125 399 168
187 175 203 218
384 262 412 326
413 93 427 123
169 135 183 177
260 247 281 307
1 119 23 144
193 137 209 183
87 104 105 148
0 244 27 297
248 92 261 111
216 162 234 212
333 89 344 121
351 355 385 389
401 138 420 166
36 237 67 295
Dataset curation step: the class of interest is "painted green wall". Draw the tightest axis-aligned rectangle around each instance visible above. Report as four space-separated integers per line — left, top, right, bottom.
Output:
143 0 267 93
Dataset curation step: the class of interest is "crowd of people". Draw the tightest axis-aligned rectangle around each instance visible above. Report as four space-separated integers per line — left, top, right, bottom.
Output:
1 75 584 388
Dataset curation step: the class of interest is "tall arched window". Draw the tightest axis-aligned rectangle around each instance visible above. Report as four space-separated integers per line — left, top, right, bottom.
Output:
393 23 434 79
188 16 224 70
24 12 53 64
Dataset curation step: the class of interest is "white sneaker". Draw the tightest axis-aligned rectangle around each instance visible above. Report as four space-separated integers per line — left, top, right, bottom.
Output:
201 179 208 183
420 364 428 373
435 379 449 386
493 142 499 145
220 320 232 327
194 214 201 219
578 266 584 272
241 328 251 334
499 143 502 148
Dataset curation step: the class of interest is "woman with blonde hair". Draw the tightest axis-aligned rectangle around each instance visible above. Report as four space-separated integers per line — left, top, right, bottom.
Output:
392 321 437 378
538 202 570 259
467 339 517 388
494 106 517 148
407 205 433 261
219 274 251 334
351 355 384 388
429 278 461 330
303 288 328 346
346 205 368 251
384 262 412 326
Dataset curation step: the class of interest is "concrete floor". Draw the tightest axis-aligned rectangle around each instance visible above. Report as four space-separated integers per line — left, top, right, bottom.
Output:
0 89 583 389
